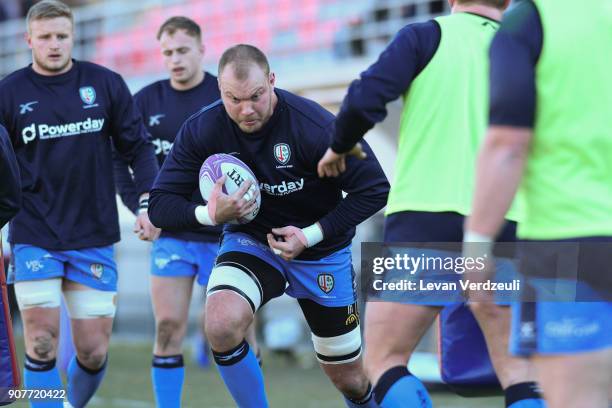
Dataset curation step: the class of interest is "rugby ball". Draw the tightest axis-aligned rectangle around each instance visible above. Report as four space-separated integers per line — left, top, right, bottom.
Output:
199 153 261 224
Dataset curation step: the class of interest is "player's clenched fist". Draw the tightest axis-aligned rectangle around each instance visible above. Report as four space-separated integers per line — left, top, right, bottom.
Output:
317 143 367 178
266 226 308 261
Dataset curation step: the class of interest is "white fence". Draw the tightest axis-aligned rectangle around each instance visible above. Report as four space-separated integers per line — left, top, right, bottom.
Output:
0 0 448 87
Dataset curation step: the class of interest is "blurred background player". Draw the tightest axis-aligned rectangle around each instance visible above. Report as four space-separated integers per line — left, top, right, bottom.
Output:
465 0 612 407
0 124 20 382
112 16 258 408
318 0 545 407
149 44 389 408
0 122 21 406
0 124 21 230
0 123 21 405
0 1 159 407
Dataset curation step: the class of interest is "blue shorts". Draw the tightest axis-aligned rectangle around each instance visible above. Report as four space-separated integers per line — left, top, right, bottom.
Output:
510 301 612 355
9 244 117 291
510 237 612 355
151 237 219 286
218 232 356 307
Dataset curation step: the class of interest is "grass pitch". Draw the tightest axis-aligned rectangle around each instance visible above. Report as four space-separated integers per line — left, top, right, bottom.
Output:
10 339 503 407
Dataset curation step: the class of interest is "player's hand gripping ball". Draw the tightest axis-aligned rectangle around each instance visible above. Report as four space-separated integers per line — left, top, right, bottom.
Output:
199 153 261 224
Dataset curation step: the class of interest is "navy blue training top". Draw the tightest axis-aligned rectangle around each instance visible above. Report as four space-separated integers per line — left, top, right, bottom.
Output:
331 20 441 153
0 60 158 250
113 72 223 242
149 89 390 260
489 0 543 127
0 124 21 229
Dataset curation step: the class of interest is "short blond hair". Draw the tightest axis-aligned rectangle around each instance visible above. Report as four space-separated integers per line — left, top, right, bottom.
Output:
157 16 202 42
26 0 74 32
218 44 270 80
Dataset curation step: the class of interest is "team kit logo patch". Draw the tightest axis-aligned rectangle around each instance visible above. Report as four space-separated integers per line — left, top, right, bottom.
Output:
90 263 104 279
149 114 165 127
79 86 99 108
273 143 291 165
19 101 38 114
317 273 334 294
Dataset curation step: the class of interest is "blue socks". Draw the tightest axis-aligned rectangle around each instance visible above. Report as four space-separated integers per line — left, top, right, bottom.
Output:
57 300 76 374
372 368 544 408
152 354 185 408
67 355 107 408
506 382 547 408
213 339 268 408
373 366 432 408
23 355 63 408
344 383 379 407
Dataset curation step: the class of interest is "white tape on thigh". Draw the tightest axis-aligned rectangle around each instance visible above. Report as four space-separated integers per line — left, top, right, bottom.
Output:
64 290 117 319
14 278 62 310
206 265 262 312
312 325 362 365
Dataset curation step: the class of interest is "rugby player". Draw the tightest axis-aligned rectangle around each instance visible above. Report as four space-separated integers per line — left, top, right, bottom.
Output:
112 16 257 408
0 1 158 407
149 44 389 408
0 124 20 229
465 1 612 407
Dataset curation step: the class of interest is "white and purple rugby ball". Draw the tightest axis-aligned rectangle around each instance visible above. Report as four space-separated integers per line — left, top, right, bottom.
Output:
199 153 261 224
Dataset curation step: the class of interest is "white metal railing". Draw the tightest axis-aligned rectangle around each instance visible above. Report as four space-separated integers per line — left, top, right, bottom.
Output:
0 0 447 86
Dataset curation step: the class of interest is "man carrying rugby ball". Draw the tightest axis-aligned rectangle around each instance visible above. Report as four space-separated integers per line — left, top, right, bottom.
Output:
149 44 389 408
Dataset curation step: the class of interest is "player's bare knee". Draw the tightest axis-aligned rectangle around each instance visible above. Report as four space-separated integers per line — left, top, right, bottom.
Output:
327 368 370 398
30 330 58 361
76 344 107 370
205 293 252 349
156 317 185 351
205 322 244 351
205 273 255 351
204 309 250 351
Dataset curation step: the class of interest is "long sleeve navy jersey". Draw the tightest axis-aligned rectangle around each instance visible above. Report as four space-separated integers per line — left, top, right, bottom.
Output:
113 72 223 242
331 20 441 153
0 60 158 250
0 124 21 229
489 0 543 128
149 89 390 260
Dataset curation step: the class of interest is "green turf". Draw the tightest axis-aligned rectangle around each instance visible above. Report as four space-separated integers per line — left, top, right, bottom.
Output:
9 339 504 407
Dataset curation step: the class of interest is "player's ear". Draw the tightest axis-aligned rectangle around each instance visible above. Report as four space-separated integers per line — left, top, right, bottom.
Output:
269 72 275 88
26 32 32 49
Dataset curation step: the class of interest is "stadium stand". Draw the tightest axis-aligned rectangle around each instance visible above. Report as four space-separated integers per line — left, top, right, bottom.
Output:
0 0 449 87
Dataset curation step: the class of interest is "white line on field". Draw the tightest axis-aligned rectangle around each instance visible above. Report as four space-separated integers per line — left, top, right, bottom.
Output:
89 396 153 408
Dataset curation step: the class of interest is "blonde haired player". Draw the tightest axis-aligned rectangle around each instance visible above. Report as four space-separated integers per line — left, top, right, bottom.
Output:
0 1 158 406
